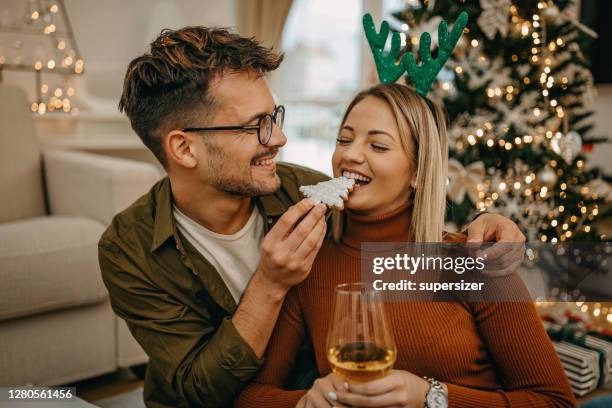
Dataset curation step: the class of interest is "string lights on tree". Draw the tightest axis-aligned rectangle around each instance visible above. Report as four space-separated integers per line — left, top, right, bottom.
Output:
392 0 610 244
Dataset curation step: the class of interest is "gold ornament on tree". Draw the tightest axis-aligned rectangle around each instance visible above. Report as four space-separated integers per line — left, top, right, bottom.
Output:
447 159 485 203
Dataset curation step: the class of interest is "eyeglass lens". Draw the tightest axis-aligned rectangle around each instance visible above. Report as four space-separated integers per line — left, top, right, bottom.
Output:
259 106 285 145
259 115 272 145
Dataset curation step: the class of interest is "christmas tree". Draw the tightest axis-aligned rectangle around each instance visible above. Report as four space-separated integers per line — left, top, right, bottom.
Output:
389 0 610 243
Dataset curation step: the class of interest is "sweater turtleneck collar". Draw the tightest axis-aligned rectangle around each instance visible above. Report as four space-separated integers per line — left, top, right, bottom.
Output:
341 200 413 251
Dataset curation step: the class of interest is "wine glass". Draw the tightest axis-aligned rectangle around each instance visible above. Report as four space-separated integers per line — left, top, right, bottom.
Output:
326 283 396 383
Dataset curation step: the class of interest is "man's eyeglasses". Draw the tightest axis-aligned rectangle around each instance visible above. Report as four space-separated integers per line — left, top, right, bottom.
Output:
182 105 285 146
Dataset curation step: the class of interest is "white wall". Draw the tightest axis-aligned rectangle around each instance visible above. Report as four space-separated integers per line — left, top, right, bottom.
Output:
64 0 238 113
25 1 612 174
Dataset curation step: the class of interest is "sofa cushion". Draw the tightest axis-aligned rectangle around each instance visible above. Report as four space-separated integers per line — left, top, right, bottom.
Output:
0 85 46 223
0 216 108 321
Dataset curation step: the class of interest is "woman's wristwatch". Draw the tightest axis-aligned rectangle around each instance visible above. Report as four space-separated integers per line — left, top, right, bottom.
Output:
423 377 448 408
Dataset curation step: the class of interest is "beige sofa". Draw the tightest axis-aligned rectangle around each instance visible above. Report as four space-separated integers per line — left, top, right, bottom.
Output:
0 84 161 386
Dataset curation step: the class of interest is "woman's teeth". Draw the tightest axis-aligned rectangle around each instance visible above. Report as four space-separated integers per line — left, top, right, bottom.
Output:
342 171 371 184
253 158 275 166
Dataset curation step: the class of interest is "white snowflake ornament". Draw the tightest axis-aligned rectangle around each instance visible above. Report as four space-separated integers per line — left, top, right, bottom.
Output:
478 0 511 40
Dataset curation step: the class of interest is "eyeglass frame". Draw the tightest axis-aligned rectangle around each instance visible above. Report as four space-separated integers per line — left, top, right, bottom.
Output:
181 105 285 145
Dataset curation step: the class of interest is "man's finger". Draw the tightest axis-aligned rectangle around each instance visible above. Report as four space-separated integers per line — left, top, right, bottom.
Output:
295 217 327 261
467 214 526 244
477 242 512 261
465 217 489 243
481 250 523 271
286 204 326 252
266 199 315 242
481 257 523 278
496 220 526 243
478 242 525 263
478 245 523 277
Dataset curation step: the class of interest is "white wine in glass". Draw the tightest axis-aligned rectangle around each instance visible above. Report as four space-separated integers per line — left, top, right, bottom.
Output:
326 283 396 383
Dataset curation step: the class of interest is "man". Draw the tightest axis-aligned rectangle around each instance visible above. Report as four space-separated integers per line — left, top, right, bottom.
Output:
99 26 525 407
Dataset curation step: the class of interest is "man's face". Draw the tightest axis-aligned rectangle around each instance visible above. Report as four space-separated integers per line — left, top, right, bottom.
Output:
196 70 286 197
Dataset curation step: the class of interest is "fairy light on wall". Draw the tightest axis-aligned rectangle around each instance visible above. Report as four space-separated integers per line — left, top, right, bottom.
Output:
0 0 84 115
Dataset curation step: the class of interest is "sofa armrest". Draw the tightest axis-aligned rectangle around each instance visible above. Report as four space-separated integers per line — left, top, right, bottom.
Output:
43 149 163 225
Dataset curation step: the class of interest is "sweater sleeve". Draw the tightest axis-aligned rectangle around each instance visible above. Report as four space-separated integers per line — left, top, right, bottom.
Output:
236 287 310 407
447 299 576 408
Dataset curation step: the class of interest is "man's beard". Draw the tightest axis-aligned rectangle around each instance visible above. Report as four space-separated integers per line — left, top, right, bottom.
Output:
205 141 280 197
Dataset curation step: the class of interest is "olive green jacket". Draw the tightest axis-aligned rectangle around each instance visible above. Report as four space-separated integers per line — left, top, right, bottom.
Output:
98 162 329 407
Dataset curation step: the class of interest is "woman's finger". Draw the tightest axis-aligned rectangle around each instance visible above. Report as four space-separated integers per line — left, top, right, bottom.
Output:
330 373 349 392
337 390 403 407
309 390 335 408
345 374 398 396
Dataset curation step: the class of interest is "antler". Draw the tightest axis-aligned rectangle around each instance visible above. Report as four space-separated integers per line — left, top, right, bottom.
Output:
362 13 405 84
405 11 469 96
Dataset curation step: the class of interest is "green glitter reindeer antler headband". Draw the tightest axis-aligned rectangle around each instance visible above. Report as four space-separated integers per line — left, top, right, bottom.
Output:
362 11 469 96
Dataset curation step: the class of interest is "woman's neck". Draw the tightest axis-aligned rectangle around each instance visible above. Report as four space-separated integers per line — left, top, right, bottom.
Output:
341 201 413 250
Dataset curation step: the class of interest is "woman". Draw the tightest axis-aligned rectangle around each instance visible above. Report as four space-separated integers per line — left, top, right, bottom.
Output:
237 84 575 408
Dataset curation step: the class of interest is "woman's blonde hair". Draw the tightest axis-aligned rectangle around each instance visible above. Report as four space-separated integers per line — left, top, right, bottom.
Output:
332 83 448 243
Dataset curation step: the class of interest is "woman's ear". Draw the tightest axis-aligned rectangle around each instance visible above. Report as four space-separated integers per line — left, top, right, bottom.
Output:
410 174 417 188
166 130 198 169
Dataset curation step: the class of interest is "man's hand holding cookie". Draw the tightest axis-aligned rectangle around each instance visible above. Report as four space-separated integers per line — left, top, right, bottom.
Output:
256 177 356 294
257 199 328 293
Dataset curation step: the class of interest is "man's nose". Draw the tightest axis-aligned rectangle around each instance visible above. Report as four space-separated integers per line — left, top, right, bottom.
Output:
267 123 287 148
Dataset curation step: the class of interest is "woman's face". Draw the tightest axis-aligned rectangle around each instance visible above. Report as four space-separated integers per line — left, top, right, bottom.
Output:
332 96 415 216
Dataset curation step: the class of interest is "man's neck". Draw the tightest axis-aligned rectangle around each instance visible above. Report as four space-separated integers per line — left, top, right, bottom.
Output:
170 176 255 235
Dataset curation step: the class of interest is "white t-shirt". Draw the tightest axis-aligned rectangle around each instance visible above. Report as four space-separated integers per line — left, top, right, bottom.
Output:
172 205 264 303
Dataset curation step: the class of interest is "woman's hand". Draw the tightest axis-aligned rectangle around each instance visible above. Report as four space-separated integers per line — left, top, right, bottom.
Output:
296 373 348 408
334 370 432 408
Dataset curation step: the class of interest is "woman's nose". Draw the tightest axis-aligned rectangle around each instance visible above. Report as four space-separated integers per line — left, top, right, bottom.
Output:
342 142 366 163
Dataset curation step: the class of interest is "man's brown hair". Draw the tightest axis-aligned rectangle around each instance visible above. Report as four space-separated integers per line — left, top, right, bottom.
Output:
119 26 283 167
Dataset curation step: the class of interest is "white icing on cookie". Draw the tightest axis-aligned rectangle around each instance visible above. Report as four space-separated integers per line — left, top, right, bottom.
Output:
299 176 355 210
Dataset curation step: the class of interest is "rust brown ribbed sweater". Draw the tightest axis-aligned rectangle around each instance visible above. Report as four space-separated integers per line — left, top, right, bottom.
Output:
237 203 576 408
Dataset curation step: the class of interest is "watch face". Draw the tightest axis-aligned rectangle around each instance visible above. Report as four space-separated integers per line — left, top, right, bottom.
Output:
427 390 448 408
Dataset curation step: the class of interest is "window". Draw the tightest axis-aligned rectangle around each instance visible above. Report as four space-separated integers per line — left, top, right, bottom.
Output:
277 0 363 175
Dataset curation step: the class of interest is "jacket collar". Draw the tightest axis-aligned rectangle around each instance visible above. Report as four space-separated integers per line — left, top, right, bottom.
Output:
150 177 288 252
254 191 287 218
151 177 176 252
